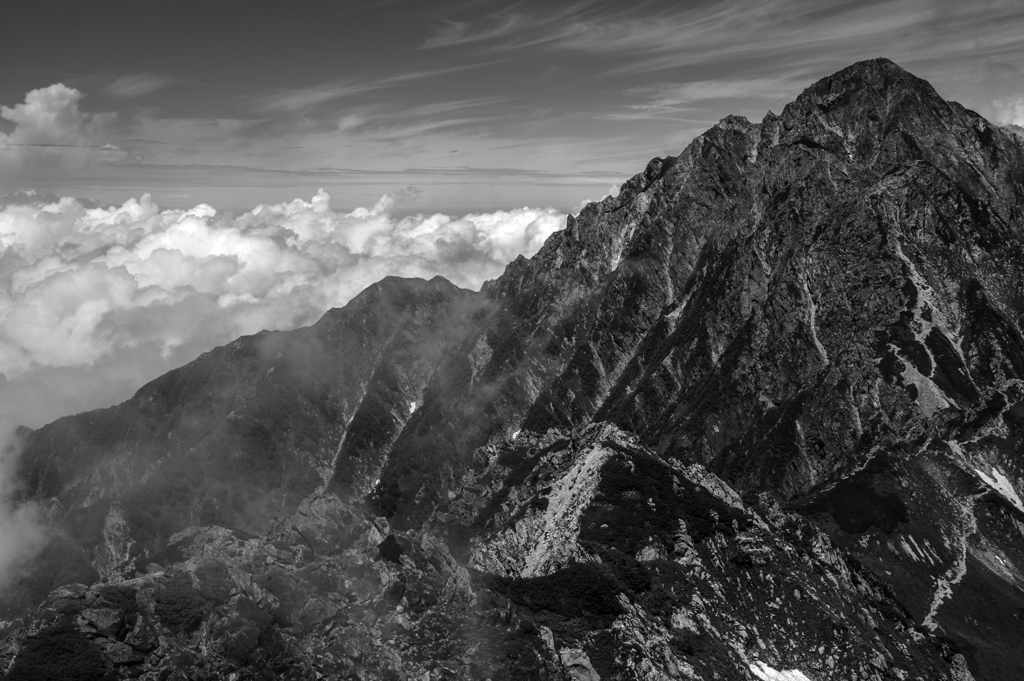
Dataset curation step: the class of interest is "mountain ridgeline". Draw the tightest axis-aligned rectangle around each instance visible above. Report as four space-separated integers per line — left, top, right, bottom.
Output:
4 59 1024 680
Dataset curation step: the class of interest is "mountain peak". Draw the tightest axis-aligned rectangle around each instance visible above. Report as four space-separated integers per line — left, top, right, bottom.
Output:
759 55 1017 186
831 56 911 77
784 58 934 113
803 57 932 98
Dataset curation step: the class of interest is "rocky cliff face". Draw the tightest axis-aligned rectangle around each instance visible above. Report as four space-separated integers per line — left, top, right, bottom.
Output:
3 58 1024 680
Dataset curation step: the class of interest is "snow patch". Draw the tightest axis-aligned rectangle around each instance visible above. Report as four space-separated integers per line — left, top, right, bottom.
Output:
408 401 417 415
907 534 934 565
975 466 1024 513
511 429 521 441
749 661 813 681
922 538 943 564
899 537 921 562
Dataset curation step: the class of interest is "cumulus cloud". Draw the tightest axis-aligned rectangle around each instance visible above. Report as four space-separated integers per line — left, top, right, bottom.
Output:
571 184 619 216
0 188 564 419
0 84 120 172
994 95 1024 127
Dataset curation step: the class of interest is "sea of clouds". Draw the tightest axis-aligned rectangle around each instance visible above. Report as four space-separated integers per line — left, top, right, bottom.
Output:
0 187 564 421
0 186 566 585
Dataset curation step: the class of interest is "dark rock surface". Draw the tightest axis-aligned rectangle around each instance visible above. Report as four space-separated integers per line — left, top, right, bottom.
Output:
4 58 1024 680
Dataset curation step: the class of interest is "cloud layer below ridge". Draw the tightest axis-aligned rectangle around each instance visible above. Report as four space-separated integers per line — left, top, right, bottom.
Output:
0 189 565 430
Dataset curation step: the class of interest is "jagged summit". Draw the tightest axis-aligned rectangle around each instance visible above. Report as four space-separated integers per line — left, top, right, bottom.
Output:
4 60 1024 680
798 56 935 100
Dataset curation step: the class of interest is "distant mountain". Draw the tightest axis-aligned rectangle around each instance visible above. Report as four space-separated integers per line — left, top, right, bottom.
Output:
4 58 1023 680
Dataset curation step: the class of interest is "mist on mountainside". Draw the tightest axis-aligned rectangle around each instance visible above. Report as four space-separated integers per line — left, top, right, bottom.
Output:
0 425 45 593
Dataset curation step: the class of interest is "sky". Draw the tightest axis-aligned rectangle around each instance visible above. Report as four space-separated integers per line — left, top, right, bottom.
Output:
2 0 1024 213
3 0 1024 426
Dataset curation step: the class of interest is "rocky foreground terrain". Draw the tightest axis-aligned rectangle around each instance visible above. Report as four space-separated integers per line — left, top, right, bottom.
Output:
3 58 1024 680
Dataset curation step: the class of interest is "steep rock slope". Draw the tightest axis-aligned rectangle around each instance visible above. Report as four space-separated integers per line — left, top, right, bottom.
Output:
376 59 1024 678
6 276 489 614
3 59 1024 680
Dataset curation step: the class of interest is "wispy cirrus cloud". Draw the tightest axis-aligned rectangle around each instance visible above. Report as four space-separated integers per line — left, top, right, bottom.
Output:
247 64 494 116
352 97 507 142
630 78 803 103
557 1 924 76
107 73 175 98
249 80 378 114
422 3 592 50
411 0 1024 156
423 14 531 49
420 0 1024 81
601 75 805 122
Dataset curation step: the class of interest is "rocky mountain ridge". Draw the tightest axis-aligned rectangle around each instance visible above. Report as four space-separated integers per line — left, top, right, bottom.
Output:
3 58 1024 680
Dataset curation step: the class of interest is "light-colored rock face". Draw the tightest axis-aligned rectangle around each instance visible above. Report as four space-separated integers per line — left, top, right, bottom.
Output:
6 58 1024 680
470 430 617 578
93 503 136 583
